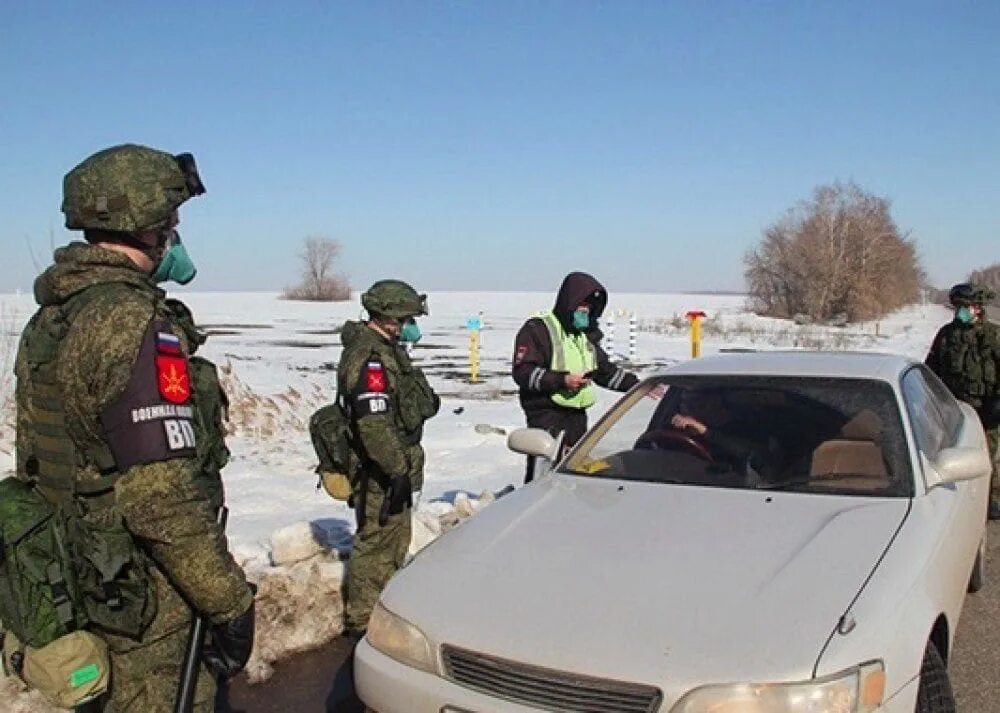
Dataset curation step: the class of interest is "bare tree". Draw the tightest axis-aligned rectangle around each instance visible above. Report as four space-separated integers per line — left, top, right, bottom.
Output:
968 263 1000 307
282 236 351 301
745 182 924 322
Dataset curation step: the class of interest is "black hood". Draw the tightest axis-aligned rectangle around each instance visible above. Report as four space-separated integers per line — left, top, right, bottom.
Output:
553 272 607 333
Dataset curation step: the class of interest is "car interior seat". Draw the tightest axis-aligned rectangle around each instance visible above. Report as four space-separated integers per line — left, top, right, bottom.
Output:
809 409 890 490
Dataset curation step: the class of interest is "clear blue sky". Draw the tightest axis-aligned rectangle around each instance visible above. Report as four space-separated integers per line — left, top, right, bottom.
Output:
1 1 997 294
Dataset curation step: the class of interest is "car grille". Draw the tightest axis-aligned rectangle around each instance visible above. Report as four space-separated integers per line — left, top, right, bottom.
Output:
441 645 663 712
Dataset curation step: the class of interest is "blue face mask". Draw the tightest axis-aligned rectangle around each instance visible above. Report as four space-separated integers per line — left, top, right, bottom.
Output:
956 306 975 324
152 233 197 285
572 309 590 330
399 319 422 343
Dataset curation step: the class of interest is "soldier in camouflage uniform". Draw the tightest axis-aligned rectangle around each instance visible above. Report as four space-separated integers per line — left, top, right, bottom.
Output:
14 144 254 711
338 280 440 634
926 282 1000 519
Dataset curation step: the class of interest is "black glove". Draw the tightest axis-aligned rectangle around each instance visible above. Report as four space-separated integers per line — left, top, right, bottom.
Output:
203 588 256 679
378 474 413 526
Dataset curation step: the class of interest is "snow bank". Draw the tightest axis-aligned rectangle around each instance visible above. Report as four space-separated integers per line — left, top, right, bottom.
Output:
0 677 57 713
243 490 501 683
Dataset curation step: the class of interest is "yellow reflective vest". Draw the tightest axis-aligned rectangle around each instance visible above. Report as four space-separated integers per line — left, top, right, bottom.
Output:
540 311 597 409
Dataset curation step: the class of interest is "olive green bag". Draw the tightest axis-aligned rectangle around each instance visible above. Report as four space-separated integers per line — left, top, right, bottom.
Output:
0 477 154 706
0 478 112 707
0 477 83 648
309 399 358 501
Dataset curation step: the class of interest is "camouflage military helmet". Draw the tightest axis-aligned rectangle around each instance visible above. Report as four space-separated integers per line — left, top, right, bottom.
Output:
361 280 428 319
62 144 206 233
975 285 997 304
950 282 994 307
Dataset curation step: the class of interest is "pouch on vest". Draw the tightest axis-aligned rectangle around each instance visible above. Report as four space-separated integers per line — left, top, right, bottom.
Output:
396 370 440 434
189 355 231 508
68 514 156 638
309 401 358 501
0 477 83 649
2 629 109 709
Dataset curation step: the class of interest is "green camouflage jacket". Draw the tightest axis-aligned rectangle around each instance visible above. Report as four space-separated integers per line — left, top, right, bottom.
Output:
926 318 1000 409
336 321 440 489
15 242 251 624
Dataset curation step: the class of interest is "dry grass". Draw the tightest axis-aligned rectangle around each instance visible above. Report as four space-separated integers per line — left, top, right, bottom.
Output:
219 361 328 443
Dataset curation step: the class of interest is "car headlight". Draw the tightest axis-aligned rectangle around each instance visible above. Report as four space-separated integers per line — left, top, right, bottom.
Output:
671 661 885 713
366 601 437 673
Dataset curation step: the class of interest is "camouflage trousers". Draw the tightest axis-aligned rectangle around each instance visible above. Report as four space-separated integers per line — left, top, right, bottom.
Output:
100 568 216 713
344 478 412 632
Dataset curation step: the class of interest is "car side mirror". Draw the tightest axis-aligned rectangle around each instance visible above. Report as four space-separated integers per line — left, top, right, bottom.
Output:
507 428 558 461
933 446 991 485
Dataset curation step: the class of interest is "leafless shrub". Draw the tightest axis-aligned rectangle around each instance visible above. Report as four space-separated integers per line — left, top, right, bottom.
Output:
744 182 924 323
282 236 351 302
0 306 20 452
968 263 1000 308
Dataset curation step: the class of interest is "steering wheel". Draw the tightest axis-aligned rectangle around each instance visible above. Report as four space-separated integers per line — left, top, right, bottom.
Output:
635 429 715 463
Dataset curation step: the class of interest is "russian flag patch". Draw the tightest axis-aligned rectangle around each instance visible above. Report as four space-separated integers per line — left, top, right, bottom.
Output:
366 362 387 392
156 332 182 355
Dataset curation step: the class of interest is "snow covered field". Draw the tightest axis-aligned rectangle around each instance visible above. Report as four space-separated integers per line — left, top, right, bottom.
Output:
0 289 949 566
0 290 948 705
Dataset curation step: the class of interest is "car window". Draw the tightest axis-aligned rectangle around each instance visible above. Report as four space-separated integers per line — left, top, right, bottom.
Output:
903 369 951 460
901 368 951 458
917 366 963 445
562 375 912 497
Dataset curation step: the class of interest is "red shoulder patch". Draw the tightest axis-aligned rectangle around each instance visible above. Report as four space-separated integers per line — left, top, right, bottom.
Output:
156 354 191 404
366 361 386 392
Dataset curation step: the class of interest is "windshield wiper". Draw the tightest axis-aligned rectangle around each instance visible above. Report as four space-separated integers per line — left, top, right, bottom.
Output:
757 473 887 491
756 476 814 491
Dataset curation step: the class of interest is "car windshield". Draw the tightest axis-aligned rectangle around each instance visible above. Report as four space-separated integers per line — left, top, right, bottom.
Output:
560 375 913 497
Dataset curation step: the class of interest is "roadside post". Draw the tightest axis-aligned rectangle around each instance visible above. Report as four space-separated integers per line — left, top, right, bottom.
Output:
466 314 482 383
628 312 638 363
686 310 706 358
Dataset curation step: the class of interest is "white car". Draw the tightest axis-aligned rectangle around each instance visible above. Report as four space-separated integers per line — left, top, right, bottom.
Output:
356 352 990 713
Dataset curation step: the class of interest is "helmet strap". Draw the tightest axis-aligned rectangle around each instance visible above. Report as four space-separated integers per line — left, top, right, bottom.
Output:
368 317 401 342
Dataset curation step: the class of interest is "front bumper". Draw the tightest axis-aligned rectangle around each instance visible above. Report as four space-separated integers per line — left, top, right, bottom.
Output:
356 637 921 713
355 639 553 713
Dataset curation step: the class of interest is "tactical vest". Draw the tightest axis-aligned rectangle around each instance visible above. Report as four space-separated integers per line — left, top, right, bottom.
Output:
352 336 439 446
13 283 157 641
16 285 120 499
938 323 999 405
540 311 597 409
187 355 230 510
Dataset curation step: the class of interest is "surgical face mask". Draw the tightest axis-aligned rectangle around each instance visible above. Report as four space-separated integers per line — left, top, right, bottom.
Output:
399 319 422 343
152 231 197 285
572 309 590 330
956 306 975 324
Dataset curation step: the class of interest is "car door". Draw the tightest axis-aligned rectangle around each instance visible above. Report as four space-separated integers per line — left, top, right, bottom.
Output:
901 366 986 626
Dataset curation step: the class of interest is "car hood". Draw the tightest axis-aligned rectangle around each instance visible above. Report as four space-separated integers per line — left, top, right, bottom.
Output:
383 474 909 693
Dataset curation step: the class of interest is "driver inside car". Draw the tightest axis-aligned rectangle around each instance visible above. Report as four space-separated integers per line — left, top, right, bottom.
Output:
668 388 785 484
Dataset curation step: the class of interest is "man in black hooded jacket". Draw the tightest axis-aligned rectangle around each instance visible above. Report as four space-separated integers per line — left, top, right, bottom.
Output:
512 272 639 482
